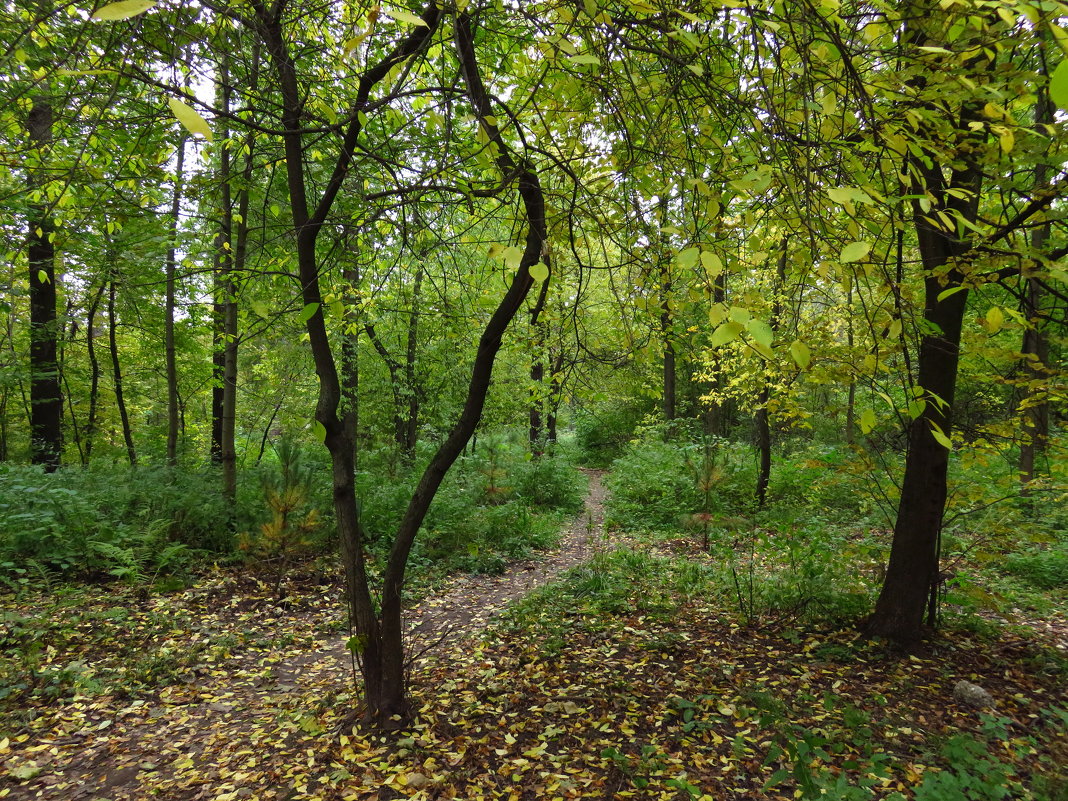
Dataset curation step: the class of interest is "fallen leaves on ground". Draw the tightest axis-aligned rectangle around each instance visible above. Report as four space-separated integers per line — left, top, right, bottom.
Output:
2 570 1065 800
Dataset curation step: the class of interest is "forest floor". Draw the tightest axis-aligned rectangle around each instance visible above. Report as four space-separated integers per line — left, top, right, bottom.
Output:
1 469 1066 800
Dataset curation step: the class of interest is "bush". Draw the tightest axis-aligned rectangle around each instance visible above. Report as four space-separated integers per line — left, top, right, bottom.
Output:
352 433 581 577
574 398 651 466
605 433 756 531
1004 547 1068 590
0 463 264 584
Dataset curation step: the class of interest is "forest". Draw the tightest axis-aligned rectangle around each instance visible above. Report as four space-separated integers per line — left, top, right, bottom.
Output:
1 0 1067 797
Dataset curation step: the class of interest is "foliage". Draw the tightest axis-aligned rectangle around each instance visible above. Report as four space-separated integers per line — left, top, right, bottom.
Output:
238 439 322 600
1003 547 1068 591
573 398 652 467
0 464 255 584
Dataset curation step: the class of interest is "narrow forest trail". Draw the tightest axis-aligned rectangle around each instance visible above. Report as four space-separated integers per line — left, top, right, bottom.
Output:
3 469 613 801
274 468 611 689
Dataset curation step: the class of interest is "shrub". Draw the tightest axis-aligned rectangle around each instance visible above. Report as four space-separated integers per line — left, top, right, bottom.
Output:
574 398 651 466
1003 547 1068 590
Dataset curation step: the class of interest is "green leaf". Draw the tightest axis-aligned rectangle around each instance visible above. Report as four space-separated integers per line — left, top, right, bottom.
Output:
676 247 700 270
936 286 966 302
91 0 156 20
746 318 773 349
840 241 871 263
700 251 723 276
385 7 428 26
929 421 952 450
1049 60 1068 110
859 408 876 434
298 302 320 323
569 54 601 66
312 421 327 444
502 246 523 271
709 321 743 348
251 300 270 319
985 306 1004 332
529 262 549 282
167 98 213 141
789 340 811 369
907 399 926 419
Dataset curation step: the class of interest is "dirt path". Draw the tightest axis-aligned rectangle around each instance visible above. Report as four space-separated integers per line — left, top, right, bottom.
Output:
278 468 610 688
2 469 611 801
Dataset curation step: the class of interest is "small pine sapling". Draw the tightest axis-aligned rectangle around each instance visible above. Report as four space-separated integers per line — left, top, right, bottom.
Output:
239 439 320 602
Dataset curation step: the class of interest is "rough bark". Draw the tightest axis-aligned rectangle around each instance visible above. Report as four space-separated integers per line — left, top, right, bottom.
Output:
27 94 62 471
165 139 186 466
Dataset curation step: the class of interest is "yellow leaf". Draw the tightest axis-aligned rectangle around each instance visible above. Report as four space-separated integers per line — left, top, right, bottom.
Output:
986 306 1004 332
789 340 811 369
998 127 1014 154
840 240 871 263
384 7 427 26
167 97 213 140
859 408 876 434
91 0 156 20
929 421 952 450
502 246 523 271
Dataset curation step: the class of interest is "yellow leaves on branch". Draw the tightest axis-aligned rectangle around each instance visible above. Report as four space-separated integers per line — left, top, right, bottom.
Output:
91 0 156 20
167 98 213 141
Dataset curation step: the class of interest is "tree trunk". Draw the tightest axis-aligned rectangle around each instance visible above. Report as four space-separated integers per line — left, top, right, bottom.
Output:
108 277 136 466
867 97 983 639
258 0 445 724
755 243 787 508
660 261 675 424
165 139 186 466
84 284 104 464
528 277 550 456
1019 83 1053 489
27 94 62 471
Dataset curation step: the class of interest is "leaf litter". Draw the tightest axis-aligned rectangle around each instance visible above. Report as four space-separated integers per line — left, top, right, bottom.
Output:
1 470 1065 800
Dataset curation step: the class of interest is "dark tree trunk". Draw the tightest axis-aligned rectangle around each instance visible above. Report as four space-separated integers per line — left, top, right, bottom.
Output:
755 244 787 508
867 71 983 639
165 139 186 466
27 95 62 471
259 0 445 724
84 284 104 464
107 277 136 466
1019 85 1053 489
660 266 675 423
528 277 550 456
